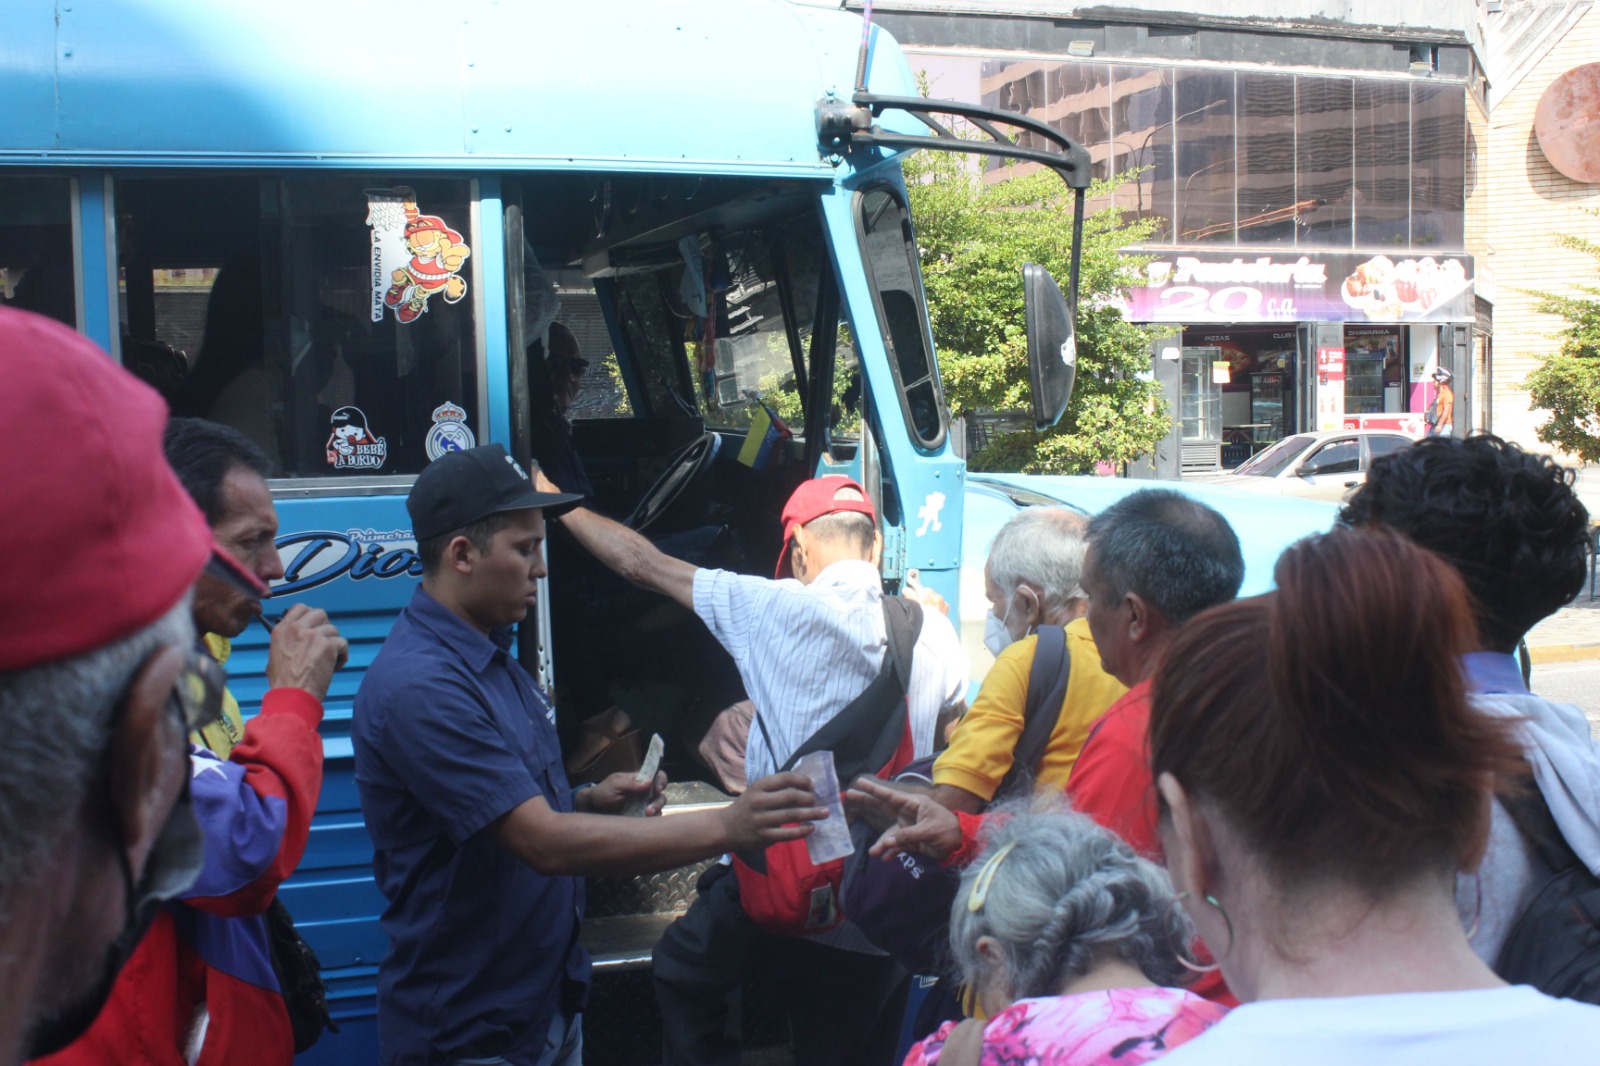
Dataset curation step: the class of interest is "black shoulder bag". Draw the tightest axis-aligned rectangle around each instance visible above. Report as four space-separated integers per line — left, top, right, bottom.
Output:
840 625 1072 971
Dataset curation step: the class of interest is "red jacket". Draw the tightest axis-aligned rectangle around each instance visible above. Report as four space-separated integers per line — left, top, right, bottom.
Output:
34 686 325 1066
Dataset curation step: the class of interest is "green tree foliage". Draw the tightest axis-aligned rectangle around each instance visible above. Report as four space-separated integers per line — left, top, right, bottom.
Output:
1525 230 1600 462
903 149 1172 472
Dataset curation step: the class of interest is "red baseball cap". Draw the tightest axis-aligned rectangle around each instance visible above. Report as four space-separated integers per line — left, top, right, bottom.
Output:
775 475 878 579
0 308 220 672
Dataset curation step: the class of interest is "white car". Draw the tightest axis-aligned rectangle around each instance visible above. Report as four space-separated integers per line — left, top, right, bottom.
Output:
1196 429 1421 502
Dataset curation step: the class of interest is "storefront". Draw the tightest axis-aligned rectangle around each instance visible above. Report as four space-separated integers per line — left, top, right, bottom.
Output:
1124 249 1474 471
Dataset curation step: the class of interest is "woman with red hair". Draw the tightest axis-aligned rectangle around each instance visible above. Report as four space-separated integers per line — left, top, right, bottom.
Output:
1148 528 1600 1063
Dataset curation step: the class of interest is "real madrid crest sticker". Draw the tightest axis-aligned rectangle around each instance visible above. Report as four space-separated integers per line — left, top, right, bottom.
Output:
426 401 476 461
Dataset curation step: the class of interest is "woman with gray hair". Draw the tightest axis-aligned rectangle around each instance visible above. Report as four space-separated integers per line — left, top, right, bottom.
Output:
905 806 1227 1066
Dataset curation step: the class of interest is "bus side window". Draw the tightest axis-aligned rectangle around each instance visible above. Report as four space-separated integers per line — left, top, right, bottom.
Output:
0 177 76 330
115 176 480 478
856 185 947 451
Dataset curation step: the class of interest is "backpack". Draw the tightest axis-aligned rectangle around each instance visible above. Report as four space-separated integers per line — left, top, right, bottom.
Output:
733 597 923 936
839 624 1074 971
265 897 339 1051
1495 787 1600 1004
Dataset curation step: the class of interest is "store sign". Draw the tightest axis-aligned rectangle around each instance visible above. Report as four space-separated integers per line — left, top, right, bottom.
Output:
1343 413 1428 435
1124 251 1475 324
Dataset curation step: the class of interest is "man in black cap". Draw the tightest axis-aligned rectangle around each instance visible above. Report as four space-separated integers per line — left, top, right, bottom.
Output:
352 444 823 1066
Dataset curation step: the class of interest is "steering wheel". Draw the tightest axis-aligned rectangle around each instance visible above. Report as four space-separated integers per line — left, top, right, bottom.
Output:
625 431 722 533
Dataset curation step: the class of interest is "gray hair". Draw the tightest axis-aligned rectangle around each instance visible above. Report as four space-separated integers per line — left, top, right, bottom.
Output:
987 508 1089 616
949 802 1194 998
803 510 876 557
1086 489 1243 625
0 597 193 908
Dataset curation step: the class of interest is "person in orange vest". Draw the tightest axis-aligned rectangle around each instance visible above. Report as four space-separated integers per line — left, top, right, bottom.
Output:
1427 367 1455 437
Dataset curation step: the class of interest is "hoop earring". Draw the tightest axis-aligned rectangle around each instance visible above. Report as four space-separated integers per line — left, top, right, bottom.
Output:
1168 891 1235 974
1464 871 1482 942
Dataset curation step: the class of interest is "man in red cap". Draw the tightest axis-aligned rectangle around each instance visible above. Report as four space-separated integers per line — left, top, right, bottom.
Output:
0 307 237 1064
540 470 969 1066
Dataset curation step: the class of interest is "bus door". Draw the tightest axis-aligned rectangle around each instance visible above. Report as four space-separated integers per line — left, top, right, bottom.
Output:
817 167 965 607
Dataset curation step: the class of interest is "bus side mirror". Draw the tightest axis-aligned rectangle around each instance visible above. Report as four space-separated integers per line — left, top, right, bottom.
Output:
1023 263 1077 432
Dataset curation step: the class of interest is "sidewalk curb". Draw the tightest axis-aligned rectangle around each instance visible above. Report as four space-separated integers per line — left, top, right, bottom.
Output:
1528 643 1600 664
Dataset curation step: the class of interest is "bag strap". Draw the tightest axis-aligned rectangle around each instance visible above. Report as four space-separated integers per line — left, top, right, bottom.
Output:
772 596 923 784
994 624 1071 801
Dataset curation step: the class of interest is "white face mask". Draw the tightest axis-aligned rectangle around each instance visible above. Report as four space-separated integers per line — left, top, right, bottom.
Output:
983 590 1030 658
982 610 1013 658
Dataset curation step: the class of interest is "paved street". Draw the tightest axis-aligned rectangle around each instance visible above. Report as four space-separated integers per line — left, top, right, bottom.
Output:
1530 659 1600 737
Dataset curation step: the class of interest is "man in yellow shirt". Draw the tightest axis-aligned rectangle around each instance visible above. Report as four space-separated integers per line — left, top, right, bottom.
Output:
931 508 1125 812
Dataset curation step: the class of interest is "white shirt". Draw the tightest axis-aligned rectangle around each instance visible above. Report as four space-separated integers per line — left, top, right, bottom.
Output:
693 559 969 954
1158 986 1600 1065
693 559 969 783
1457 689 1600 962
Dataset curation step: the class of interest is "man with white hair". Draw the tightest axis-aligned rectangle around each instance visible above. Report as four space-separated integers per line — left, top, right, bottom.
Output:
930 507 1125 813
0 307 252 1064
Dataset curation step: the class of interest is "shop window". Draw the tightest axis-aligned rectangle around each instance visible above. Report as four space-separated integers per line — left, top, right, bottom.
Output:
1296 77 1355 247
857 185 946 450
1353 80 1410 246
1174 70 1236 244
1305 438 1359 475
116 176 479 479
1411 82 1466 248
0 176 75 329
1180 347 1223 441
1236 72 1298 247
1110 65 1175 242
1052 65 1113 181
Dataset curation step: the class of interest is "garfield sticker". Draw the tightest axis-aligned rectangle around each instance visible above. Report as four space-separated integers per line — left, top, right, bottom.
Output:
366 187 471 324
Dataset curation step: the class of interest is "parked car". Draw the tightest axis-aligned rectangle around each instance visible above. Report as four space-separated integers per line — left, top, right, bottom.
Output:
956 473 1340 675
1193 428 1420 502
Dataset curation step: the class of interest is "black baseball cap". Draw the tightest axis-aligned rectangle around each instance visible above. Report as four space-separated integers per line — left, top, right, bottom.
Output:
407 444 582 541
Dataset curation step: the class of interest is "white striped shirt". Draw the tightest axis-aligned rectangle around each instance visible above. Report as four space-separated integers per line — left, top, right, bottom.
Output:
694 560 970 952
692 559 970 783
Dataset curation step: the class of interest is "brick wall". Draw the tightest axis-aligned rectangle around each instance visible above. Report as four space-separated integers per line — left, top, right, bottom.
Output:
1486 6 1600 452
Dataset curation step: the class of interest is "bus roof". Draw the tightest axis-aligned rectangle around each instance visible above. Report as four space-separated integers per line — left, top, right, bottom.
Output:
0 0 918 176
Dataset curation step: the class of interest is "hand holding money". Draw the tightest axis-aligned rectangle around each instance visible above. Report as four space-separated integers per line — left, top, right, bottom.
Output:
582 734 667 816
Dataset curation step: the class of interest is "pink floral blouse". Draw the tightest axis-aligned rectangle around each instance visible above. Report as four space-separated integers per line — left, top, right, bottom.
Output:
905 986 1228 1066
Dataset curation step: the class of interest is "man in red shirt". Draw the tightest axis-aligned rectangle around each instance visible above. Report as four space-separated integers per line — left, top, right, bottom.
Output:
1064 490 1244 857
849 491 1243 999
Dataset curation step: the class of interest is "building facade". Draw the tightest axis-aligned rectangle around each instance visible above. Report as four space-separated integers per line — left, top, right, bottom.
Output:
1478 0 1600 452
871 1 1480 472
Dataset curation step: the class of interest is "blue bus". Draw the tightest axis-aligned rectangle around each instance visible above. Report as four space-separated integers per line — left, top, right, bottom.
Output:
1 1 1094 1061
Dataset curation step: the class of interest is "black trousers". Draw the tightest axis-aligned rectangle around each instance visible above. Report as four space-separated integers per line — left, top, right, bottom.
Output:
653 866 908 1066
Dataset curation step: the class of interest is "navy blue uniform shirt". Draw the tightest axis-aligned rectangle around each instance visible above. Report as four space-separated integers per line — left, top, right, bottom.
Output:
354 587 588 1066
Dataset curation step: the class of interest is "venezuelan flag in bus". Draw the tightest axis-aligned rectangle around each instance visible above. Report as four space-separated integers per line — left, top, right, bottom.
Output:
736 401 792 470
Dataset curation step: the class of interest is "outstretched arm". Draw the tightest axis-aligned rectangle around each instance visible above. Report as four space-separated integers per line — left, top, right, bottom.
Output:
537 469 697 609
493 770 825 878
